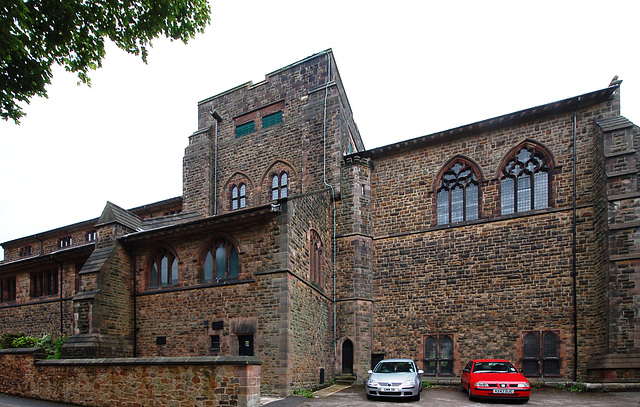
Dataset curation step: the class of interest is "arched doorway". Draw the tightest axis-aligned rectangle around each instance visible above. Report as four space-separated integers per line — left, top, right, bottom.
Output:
342 339 354 374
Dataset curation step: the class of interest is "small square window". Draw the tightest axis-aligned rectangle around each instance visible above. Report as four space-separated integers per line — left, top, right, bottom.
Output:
235 121 255 137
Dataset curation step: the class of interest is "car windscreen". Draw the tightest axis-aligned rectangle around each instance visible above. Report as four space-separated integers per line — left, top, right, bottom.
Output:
374 362 415 373
472 362 517 373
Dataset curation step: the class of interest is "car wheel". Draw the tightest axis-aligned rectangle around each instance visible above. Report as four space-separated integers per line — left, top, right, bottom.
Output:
413 390 421 401
468 386 475 401
461 382 466 392
520 397 530 403
366 394 374 401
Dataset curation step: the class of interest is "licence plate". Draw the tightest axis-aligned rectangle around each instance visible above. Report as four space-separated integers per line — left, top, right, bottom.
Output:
383 388 398 392
493 389 514 394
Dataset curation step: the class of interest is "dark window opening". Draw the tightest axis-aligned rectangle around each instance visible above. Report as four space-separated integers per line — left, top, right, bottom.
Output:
156 336 167 345
212 321 224 330
0 276 17 302
86 230 97 242
211 335 220 352
19 246 33 257
423 333 454 376
59 236 73 248
30 269 58 298
238 334 254 356
371 353 385 370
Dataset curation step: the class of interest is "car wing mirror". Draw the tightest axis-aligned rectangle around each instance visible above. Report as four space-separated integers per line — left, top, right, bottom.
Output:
367 370 373 374
418 369 424 375
463 368 470 373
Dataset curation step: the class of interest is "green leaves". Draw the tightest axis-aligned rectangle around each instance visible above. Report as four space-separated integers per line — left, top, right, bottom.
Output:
0 0 210 124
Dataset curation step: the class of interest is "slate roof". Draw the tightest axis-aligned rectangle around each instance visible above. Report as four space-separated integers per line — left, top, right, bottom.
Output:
78 245 115 275
96 201 143 232
596 116 635 132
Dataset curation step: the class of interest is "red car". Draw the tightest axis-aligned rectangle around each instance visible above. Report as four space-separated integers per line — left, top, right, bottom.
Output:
461 359 530 403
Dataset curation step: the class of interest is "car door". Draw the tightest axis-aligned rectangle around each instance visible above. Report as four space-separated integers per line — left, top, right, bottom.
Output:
461 361 473 390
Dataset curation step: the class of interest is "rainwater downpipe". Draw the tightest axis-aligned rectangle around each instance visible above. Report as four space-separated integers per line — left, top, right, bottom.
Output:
321 54 338 360
210 110 222 216
132 246 137 357
50 255 64 336
572 97 581 382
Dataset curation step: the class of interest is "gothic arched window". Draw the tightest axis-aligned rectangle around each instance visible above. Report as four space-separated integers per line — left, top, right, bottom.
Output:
202 238 239 281
271 171 288 200
148 248 178 288
231 183 247 210
501 146 550 214
437 159 480 224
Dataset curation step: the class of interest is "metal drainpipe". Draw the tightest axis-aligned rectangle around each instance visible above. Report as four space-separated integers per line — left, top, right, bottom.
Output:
321 54 338 361
50 255 64 336
210 110 222 216
132 246 137 357
572 96 581 382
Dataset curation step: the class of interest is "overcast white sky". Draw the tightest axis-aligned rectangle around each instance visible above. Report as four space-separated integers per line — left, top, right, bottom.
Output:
1 0 639 260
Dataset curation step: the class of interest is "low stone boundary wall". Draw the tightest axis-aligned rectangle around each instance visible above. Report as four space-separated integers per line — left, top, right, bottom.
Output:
0 348 261 407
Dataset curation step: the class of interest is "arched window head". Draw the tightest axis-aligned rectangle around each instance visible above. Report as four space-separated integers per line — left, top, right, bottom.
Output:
231 183 247 210
501 146 550 214
202 238 239 281
437 159 479 224
148 248 178 288
309 230 323 287
271 171 288 200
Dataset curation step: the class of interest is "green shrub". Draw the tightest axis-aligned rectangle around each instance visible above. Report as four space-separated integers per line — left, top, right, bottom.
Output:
1 333 67 359
293 388 315 398
1 332 25 348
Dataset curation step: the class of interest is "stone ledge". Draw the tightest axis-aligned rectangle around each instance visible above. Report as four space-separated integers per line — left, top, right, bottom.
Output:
36 355 263 367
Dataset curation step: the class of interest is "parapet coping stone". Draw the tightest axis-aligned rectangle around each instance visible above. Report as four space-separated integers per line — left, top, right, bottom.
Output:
34 355 262 367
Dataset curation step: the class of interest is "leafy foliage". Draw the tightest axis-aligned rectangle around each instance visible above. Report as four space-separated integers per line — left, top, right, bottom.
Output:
1 0 211 124
293 388 315 398
0 332 25 348
1 332 68 359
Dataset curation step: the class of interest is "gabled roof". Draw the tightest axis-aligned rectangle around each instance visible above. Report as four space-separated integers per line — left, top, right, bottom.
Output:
96 201 143 232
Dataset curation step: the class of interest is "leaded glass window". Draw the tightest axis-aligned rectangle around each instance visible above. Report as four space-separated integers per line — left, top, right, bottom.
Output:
423 333 455 376
501 147 549 214
202 238 240 281
149 249 178 288
522 330 561 377
231 183 246 210
437 160 479 224
271 171 288 200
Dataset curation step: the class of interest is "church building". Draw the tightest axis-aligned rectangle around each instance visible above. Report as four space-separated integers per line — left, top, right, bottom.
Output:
1 50 639 395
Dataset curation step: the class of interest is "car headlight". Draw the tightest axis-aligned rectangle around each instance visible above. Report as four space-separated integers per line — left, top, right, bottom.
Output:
367 379 378 387
474 382 490 387
402 379 415 387
516 382 530 388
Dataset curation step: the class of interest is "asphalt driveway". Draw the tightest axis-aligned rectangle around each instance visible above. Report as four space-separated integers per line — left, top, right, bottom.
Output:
284 386 640 407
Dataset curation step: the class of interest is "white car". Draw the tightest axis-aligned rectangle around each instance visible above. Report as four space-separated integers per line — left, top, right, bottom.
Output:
366 358 424 401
